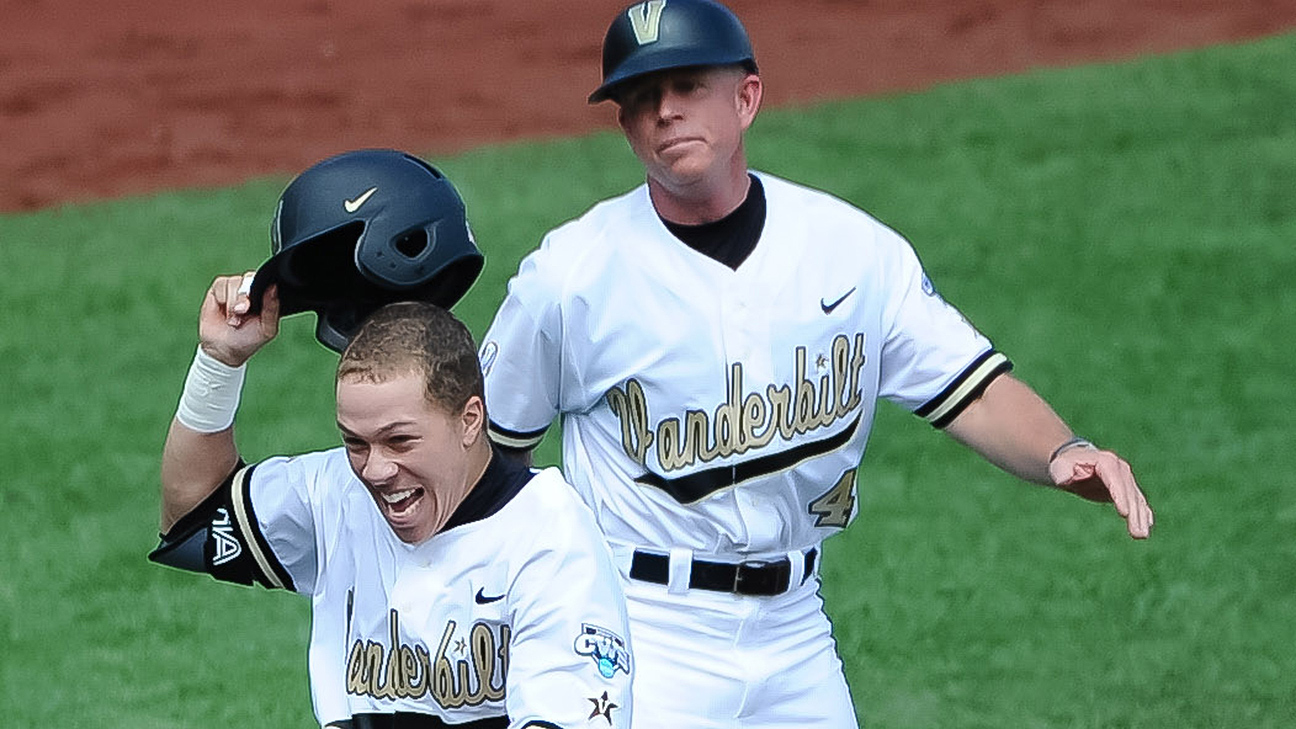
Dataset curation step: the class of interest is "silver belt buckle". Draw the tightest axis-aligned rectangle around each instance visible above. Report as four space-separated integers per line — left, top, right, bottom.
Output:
733 559 768 593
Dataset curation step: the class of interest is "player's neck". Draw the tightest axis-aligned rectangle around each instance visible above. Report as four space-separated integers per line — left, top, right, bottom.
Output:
648 161 751 226
461 440 494 497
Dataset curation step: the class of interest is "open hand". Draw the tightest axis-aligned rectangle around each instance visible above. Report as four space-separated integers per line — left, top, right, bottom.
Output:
1048 445 1154 539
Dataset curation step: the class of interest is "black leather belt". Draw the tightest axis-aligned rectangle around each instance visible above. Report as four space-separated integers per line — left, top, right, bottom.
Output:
629 548 818 596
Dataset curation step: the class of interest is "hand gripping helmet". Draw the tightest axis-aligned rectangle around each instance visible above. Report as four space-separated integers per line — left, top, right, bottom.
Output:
247 149 483 351
588 0 757 104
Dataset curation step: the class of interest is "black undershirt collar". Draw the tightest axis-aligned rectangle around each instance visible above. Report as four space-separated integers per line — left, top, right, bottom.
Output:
660 174 766 271
439 443 532 532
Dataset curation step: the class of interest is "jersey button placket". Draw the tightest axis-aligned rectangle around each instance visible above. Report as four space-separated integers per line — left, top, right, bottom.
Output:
721 282 767 381
721 281 775 550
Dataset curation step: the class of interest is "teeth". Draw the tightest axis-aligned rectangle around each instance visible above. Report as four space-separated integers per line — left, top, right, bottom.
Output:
382 489 416 504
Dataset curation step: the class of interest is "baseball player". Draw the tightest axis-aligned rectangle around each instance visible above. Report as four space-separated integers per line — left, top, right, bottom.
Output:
151 151 634 729
479 1 1154 727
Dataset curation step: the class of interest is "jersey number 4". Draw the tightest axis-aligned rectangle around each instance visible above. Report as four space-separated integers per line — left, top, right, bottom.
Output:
809 469 857 529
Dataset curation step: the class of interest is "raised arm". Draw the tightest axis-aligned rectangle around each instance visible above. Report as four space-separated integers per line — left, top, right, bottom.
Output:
943 373 1154 539
160 273 279 532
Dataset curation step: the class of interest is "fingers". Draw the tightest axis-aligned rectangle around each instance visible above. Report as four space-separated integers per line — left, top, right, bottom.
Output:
1126 470 1154 539
228 271 256 325
199 272 261 330
1051 447 1154 540
205 271 257 326
197 272 280 367
233 271 255 316
1091 452 1154 540
259 284 281 339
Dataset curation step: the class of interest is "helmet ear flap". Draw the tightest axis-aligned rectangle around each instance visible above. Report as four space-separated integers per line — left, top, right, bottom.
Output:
418 248 485 309
353 201 483 302
316 309 361 353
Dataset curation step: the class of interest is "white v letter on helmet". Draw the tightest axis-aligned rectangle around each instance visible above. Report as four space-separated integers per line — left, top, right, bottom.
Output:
588 0 758 104
246 149 484 351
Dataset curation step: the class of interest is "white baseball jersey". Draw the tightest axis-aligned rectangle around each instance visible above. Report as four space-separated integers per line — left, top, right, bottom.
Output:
480 171 1010 562
152 447 633 729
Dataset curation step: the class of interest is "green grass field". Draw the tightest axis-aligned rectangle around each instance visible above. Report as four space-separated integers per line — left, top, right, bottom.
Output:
3 32 1295 727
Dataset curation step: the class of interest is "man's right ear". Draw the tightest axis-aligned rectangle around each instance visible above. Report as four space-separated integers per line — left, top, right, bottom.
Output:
736 74 763 129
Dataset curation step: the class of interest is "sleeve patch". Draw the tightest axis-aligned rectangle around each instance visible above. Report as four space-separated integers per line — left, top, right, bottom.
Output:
209 507 243 565
573 623 632 679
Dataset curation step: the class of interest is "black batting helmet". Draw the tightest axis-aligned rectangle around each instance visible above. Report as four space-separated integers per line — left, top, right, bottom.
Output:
247 149 483 352
589 0 757 104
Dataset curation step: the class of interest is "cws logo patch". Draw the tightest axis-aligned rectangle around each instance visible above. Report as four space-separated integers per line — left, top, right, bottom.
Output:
210 508 242 566
573 623 631 679
628 0 666 45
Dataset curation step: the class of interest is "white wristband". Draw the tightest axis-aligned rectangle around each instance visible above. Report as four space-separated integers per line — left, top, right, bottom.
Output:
175 347 247 433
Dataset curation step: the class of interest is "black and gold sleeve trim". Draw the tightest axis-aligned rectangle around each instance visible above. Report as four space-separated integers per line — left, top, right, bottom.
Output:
229 463 295 591
487 420 548 451
914 350 1013 429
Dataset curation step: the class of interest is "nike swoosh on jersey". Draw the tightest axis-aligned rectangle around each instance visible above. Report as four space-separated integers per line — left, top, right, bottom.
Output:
474 587 505 604
343 186 378 213
820 287 856 314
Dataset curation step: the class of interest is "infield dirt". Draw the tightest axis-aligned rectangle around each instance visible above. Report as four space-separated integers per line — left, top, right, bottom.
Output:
4 0 1294 211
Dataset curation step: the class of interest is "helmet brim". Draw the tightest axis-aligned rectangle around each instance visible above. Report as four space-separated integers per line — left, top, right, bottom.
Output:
246 221 484 352
589 55 758 104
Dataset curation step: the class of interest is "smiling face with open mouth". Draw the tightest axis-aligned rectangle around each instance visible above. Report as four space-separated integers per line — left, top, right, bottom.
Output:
335 370 485 544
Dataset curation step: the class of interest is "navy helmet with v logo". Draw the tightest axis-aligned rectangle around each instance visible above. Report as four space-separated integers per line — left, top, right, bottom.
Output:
248 149 483 351
589 0 757 104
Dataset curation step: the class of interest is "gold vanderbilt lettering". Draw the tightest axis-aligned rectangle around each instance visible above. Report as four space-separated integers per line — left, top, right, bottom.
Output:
606 379 654 466
431 620 508 710
345 612 506 708
497 625 511 686
470 622 506 703
432 622 461 708
608 333 869 475
345 610 431 700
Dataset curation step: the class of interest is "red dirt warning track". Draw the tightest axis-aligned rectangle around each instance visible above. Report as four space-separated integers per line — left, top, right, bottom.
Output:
3 0 1294 212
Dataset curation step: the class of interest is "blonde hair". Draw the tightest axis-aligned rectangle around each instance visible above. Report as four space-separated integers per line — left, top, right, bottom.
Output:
337 301 484 415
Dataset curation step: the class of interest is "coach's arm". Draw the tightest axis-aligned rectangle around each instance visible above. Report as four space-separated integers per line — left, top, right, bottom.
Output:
942 373 1154 539
160 274 279 533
